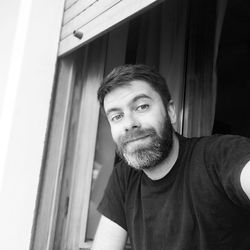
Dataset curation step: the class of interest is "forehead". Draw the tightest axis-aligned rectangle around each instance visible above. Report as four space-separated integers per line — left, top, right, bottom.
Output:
103 80 159 112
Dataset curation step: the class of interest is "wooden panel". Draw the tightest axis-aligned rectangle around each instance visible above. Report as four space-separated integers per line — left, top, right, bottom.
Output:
59 0 163 56
61 0 121 39
65 0 78 10
63 0 97 25
53 49 88 250
31 56 76 250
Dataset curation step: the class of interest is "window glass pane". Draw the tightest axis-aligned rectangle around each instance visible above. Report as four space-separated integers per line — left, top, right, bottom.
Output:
85 109 116 240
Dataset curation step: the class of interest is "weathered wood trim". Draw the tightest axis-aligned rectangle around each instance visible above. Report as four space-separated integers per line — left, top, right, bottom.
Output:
31 56 76 250
55 36 108 249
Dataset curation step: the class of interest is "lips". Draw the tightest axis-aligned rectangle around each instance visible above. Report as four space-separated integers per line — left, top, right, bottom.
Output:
118 128 157 148
124 134 152 145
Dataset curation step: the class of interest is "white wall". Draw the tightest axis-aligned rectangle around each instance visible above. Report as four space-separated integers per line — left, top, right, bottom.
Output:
0 0 65 249
0 0 21 118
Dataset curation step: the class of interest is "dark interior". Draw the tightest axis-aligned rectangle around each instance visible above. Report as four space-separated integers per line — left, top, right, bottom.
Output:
213 0 250 137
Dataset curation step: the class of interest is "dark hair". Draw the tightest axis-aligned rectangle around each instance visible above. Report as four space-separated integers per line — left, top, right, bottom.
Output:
97 64 172 109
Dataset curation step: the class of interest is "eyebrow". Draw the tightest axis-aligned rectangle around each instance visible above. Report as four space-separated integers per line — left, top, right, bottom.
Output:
131 94 152 104
105 94 152 117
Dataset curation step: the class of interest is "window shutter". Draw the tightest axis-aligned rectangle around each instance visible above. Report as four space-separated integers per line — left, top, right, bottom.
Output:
59 0 162 56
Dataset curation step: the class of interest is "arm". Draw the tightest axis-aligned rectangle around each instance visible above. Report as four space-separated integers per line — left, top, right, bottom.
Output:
240 160 250 200
91 215 128 250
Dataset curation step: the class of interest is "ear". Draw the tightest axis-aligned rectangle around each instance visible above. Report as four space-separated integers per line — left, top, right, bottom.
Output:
167 100 177 124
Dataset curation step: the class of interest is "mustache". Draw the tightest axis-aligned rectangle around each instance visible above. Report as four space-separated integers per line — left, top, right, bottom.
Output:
118 128 157 146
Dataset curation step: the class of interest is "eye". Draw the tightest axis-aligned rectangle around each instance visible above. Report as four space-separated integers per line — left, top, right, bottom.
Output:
136 104 149 112
111 113 123 122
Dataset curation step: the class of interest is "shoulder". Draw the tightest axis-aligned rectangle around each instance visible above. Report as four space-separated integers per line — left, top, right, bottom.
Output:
199 134 250 154
177 133 250 166
190 134 250 175
181 133 250 152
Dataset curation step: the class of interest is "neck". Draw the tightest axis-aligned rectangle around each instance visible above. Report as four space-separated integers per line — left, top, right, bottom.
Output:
143 133 179 180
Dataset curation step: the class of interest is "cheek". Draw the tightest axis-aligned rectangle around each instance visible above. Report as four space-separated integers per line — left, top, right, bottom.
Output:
149 111 166 136
110 125 120 143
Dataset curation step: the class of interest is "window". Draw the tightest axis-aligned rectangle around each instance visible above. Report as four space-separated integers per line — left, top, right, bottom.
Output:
32 0 224 249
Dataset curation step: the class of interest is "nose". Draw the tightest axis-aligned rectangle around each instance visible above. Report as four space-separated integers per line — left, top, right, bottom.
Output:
123 113 141 132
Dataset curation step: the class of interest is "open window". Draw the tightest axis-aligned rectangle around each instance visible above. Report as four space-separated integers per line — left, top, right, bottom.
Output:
31 0 232 249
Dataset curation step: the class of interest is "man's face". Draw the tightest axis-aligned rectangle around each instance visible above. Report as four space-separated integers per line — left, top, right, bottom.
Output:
104 80 175 170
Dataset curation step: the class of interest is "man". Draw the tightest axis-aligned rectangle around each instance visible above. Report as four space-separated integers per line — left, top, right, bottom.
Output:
92 64 250 250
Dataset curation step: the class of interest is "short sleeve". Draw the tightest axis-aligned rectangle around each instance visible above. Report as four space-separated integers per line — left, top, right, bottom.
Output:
205 135 250 210
97 162 128 231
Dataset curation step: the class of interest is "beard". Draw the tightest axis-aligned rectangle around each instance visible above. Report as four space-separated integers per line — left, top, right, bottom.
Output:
115 118 173 170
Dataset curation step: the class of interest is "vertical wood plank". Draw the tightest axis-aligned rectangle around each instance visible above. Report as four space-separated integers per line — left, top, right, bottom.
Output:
53 49 87 250
31 56 76 250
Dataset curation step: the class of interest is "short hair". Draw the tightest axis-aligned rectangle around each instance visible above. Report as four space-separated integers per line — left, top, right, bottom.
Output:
97 64 172 110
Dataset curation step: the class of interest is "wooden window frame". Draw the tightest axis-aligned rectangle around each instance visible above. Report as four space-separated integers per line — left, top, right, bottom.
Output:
31 54 77 250
31 35 108 250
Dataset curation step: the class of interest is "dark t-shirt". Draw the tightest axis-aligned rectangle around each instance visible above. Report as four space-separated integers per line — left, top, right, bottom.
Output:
98 134 250 250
